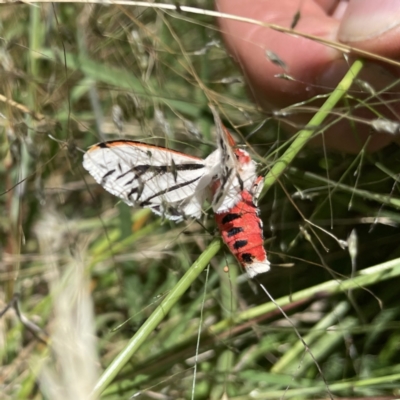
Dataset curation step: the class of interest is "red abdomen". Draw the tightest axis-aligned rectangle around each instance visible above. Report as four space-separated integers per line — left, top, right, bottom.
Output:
214 190 267 272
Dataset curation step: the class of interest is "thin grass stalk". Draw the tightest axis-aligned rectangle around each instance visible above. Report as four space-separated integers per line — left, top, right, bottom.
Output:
40 48 202 118
261 59 364 196
240 372 400 399
10 7 42 224
209 256 400 335
127 257 400 383
91 238 222 397
289 166 400 209
294 316 358 375
271 300 351 373
89 220 161 263
210 263 239 398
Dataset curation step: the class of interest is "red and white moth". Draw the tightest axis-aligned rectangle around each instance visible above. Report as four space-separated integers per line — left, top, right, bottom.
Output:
82 107 270 278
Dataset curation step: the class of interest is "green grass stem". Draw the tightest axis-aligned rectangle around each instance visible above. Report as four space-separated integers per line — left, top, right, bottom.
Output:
209 256 400 335
91 238 222 397
261 59 364 196
271 300 351 373
289 166 400 208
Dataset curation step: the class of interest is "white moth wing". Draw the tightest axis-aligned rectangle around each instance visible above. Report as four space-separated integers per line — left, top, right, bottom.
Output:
83 140 209 221
208 106 258 214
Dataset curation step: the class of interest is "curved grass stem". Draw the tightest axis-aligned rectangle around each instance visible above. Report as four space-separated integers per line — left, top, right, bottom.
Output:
91 238 221 397
261 59 364 197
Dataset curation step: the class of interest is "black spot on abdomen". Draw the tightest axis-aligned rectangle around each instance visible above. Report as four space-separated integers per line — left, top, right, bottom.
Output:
227 227 243 237
233 240 248 250
241 253 253 263
221 213 241 224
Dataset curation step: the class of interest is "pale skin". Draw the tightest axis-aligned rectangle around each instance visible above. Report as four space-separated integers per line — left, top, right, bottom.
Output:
216 0 400 153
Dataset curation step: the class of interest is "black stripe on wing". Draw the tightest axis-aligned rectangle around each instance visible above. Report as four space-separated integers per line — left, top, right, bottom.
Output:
213 167 233 205
140 176 202 206
114 163 205 202
116 163 204 183
116 165 151 181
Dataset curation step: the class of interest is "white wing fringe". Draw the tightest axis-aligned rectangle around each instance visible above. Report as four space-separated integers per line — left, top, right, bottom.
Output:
245 260 271 279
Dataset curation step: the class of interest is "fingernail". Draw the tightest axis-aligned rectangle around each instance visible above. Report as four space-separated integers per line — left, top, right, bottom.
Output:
339 0 400 43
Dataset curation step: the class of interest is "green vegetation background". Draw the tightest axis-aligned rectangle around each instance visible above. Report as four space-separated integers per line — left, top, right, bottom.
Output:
1 2 400 399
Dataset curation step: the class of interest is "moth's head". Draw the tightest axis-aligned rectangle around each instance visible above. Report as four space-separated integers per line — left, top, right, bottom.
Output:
234 148 252 165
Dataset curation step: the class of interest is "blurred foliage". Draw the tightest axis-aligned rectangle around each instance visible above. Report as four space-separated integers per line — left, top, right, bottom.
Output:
1 2 400 399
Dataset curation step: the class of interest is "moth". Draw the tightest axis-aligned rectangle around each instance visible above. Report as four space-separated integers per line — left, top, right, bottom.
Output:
83 107 270 278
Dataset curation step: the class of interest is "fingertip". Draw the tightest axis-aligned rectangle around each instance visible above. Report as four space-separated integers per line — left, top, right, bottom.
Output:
216 0 341 107
339 0 400 56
